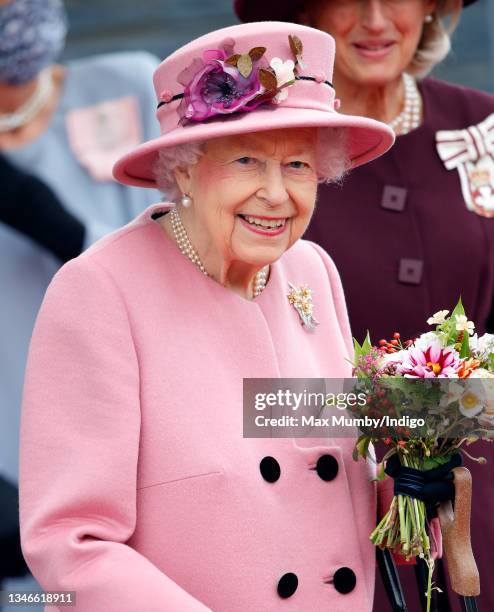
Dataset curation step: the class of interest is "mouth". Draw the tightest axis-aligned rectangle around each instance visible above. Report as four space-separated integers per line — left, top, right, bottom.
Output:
237 214 289 236
352 40 396 59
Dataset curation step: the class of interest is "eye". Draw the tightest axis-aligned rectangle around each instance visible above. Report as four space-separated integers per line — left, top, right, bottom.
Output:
288 160 310 170
236 156 256 165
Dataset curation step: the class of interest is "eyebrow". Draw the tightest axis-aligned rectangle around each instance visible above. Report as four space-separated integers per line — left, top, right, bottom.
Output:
225 142 315 157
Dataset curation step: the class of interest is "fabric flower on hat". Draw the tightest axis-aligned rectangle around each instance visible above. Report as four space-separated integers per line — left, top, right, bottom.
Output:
177 44 266 123
269 57 295 103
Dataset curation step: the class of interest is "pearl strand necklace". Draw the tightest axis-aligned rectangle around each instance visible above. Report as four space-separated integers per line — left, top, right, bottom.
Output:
388 73 422 135
0 67 54 133
170 207 269 298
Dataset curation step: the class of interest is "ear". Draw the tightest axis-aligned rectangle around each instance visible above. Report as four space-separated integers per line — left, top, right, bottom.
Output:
173 165 193 197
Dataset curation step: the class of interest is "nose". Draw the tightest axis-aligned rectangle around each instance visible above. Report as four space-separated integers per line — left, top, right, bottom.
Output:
256 161 289 207
360 0 388 33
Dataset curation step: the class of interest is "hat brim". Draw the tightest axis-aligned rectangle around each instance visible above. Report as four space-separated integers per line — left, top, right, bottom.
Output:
234 0 477 22
113 106 394 188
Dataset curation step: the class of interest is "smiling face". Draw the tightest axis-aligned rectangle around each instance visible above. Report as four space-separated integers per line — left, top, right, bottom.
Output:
306 0 436 87
174 128 319 270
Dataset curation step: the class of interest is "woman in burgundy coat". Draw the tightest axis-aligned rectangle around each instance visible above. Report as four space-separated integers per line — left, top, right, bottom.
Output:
235 1 494 611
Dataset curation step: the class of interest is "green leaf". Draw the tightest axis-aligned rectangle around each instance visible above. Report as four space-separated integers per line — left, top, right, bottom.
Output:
373 461 386 482
422 453 458 471
489 354 494 371
459 330 471 359
361 331 373 356
356 436 371 460
451 297 465 320
353 337 363 365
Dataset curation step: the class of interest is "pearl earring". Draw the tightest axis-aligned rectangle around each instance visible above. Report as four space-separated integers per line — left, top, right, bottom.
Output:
424 14 433 23
181 193 192 207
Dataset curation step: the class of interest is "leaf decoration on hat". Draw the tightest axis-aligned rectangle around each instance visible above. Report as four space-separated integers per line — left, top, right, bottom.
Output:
258 68 278 92
225 54 241 67
249 46 266 61
237 54 254 78
288 34 304 70
175 36 307 125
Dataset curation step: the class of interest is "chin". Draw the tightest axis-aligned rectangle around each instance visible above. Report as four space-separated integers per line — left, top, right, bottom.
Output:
236 246 286 267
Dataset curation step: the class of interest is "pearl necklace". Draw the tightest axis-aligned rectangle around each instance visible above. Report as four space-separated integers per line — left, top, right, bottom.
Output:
0 68 54 133
169 207 269 298
388 73 422 135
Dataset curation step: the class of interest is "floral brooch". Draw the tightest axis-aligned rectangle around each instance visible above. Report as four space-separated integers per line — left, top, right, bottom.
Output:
287 283 319 331
157 35 332 125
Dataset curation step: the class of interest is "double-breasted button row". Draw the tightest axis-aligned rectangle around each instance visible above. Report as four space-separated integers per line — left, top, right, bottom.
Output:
380 185 424 285
277 567 357 598
259 454 339 483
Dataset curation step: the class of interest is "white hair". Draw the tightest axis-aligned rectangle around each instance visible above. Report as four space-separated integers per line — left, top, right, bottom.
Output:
408 0 462 78
152 127 351 201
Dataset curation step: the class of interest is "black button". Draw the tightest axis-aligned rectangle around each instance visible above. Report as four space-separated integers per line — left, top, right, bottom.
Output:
277 572 298 598
316 454 339 481
260 456 280 483
333 567 356 594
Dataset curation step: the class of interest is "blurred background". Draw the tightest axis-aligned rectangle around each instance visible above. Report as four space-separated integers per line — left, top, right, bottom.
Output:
61 0 494 92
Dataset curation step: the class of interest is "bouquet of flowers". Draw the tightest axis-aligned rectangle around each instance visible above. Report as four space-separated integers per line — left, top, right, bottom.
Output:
351 299 494 610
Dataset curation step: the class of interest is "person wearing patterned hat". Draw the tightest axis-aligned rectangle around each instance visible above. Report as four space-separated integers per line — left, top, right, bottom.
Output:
18 20 398 611
235 2 494 611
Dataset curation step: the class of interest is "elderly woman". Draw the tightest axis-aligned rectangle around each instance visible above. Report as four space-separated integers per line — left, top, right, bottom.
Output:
19 22 394 611
234 2 494 611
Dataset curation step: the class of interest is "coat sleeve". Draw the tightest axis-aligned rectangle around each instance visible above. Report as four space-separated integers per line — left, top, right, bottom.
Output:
19 257 211 612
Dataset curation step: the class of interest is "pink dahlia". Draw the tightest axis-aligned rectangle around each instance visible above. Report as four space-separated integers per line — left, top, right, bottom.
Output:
397 339 461 378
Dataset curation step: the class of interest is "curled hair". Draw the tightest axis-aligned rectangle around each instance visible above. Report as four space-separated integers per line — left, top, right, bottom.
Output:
408 0 462 78
153 141 205 202
153 127 350 200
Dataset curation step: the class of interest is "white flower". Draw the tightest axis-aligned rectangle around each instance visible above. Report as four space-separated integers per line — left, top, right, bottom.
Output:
478 412 494 428
439 381 464 407
458 384 485 418
377 350 405 369
455 314 475 335
270 57 295 103
470 333 494 361
469 367 494 379
414 332 444 350
427 310 449 325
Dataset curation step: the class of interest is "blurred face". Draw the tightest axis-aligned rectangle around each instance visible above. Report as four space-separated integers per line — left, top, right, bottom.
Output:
176 128 319 268
306 0 436 86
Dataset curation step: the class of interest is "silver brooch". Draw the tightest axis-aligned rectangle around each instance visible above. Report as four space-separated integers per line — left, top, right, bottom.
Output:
287 283 319 330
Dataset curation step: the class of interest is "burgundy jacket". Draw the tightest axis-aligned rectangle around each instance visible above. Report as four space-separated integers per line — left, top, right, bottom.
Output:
306 77 494 344
305 77 494 612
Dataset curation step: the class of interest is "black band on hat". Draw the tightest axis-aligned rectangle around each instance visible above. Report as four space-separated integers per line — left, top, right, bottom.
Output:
156 75 334 109
295 75 333 88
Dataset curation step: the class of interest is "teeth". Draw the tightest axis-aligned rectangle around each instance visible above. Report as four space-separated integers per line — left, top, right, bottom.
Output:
243 215 286 229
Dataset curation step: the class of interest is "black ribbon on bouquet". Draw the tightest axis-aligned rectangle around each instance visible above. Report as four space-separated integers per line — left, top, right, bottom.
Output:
384 452 463 517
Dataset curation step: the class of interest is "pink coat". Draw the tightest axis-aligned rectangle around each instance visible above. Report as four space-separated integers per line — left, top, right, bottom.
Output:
19 203 377 611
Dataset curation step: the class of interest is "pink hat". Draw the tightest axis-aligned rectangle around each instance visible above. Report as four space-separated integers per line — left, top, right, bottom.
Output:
113 22 394 188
